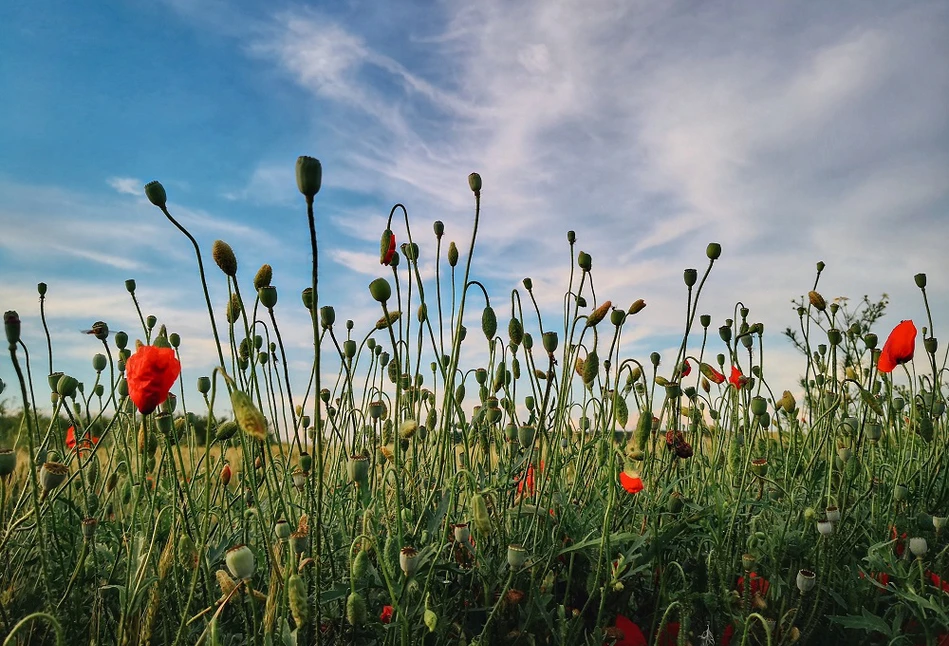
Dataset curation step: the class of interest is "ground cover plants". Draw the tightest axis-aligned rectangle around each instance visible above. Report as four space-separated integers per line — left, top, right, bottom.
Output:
0 157 947 645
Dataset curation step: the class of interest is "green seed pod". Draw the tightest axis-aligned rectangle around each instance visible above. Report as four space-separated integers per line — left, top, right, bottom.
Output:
577 251 592 272
343 340 356 359
750 396 767 416
369 278 392 303
448 241 459 267
299 452 313 473
482 306 497 340
40 461 68 498
706 242 722 260
518 425 535 447
57 374 79 399
352 549 369 580
320 305 335 329
610 309 627 326
924 337 938 354
433 220 444 238
112 330 128 350
196 376 211 395
301 288 313 311
295 156 322 199
468 172 482 194
144 180 167 208
346 591 367 626
683 268 697 287
827 328 842 346
471 493 492 535
146 315 157 330
542 331 558 354
212 240 238 277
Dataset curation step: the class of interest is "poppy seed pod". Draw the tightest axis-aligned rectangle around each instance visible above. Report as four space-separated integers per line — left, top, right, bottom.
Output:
433 220 444 238
924 337 938 354
56 374 79 399
825 506 840 523
909 537 928 557
301 287 313 311
453 522 470 543
256 285 277 310
706 242 722 260
369 278 392 303
683 268 697 287
144 181 167 208
299 452 313 473
577 251 592 272
225 544 255 580
816 520 834 536
542 331 558 354
507 544 528 569
750 396 767 416
319 306 335 329
40 461 69 498
796 569 816 594
274 519 291 541
295 156 322 199
518 424 535 447
468 172 482 194
827 328 842 346
212 240 238 277
914 273 927 289
399 546 419 577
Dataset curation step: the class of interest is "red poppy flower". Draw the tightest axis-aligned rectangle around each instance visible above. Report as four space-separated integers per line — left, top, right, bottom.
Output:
382 233 396 266
380 605 394 623
720 623 735 646
736 572 770 597
878 320 916 373
517 464 535 496
620 471 644 494
891 526 908 557
928 571 949 593
604 614 647 646
700 363 726 384
65 425 99 449
125 345 181 414
860 570 891 591
729 366 746 388
680 360 691 377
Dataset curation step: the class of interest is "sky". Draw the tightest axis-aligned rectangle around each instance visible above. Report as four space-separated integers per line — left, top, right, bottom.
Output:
1 0 947 418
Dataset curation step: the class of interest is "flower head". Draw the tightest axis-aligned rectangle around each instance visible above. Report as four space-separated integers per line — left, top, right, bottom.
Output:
381 231 396 266
65 425 99 449
729 366 747 389
125 345 181 414
620 471 644 494
380 605 394 624
700 362 726 384
736 572 770 597
878 320 916 373
603 614 647 646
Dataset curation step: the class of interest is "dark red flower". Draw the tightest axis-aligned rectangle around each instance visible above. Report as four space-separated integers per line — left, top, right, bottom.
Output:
603 614 647 646
125 345 181 414
380 605 393 623
728 366 746 389
878 320 916 373
928 571 949 593
665 430 693 459
620 471 644 494
736 572 770 597
65 425 99 449
720 623 735 646
891 526 908 557
680 360 691 377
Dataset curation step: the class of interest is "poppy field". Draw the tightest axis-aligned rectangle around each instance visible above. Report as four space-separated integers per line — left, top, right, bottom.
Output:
0 157 947 645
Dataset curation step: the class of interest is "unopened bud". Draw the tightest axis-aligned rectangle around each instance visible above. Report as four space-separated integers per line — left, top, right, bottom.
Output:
212 240 238 277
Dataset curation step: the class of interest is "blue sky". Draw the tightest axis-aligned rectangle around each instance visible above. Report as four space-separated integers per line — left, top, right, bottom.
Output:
1 0 947 413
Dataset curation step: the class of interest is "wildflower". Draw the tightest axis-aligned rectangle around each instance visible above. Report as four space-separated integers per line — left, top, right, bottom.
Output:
620 471 644 494
603 614 647 646
736 572 770 597
125 345 181 414
516 461 544 496
700 362 726 384
657 622 681 646
891 526 908 557
878 320 917 373
379 605 393 624
665 430 693 459
65 426 99 449
927 571 949 593
728 366 746 389
380 231 396 266
680 360 691 377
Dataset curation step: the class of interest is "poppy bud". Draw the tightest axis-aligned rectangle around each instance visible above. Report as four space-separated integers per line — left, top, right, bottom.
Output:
468 172 482 194
379 230 396 266
144 181 167 208
586 301 611 328
375 311 401 330
221 463 232 487
301 288 313 311
424 607 438 633
212 240 238 277
577 251 592 272
610 309 626 326
287 573 309 626
448 241 459 267
231 390 268 441
522 277 533 292
471 493 492 535
582 350 598 385
706 242 722 260
225 544 255 580
4 311 20 348
481 306 497 339
295 156 322 199
226 294 242 324
808 291 826 311
683 268 697 287
346 591 367 626
369 278 392 303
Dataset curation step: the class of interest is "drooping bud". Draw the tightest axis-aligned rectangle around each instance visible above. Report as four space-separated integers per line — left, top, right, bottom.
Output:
346 591 367 626
231 390 268 441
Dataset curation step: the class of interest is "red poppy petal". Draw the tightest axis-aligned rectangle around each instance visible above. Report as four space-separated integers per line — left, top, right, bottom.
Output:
65 426 76 449
614 614 648 646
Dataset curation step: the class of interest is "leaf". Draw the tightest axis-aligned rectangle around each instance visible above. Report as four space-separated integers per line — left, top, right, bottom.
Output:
828 608 891 636
427 489 451 536
322 581 350 603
